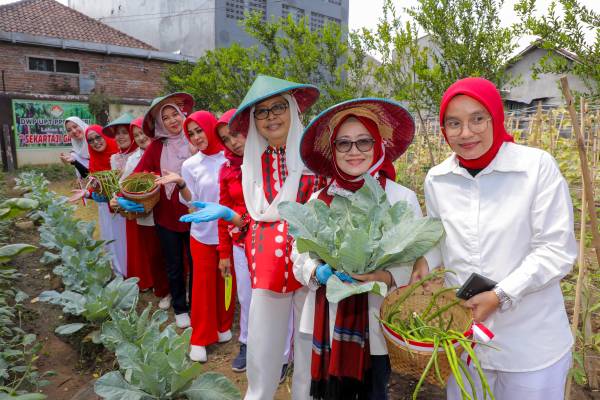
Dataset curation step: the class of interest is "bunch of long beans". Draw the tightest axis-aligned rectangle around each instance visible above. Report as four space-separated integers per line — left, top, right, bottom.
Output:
382 271 495 400
88 170 121 198
120 173 156 194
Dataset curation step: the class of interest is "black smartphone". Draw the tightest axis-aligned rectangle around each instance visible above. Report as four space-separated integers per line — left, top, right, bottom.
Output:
456 272 498 300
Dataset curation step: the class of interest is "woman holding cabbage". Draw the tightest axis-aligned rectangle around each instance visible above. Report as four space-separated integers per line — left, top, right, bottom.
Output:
410 77 577 399
288 98 438 400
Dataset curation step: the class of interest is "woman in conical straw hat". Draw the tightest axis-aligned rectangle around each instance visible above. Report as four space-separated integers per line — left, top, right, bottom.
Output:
181 75 326 399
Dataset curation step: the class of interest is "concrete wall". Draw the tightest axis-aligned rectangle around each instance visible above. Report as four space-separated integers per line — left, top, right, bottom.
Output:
504 47 592 105
69 0 216 59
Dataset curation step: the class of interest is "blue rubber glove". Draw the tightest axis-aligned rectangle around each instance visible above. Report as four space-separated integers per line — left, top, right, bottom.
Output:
315 264 333 285
91 192 108 203
334 271 355 283
117 197 145 213
179 201 235 223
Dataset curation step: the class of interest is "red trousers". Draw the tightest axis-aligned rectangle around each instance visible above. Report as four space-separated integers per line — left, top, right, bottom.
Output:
126 219 170 297
190 237 236 346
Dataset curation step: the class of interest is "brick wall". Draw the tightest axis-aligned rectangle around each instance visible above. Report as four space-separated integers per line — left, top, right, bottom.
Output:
0 42 174 99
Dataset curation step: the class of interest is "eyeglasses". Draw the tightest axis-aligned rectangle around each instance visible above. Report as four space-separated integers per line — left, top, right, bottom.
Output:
87 135 103 144
443 115 491 137
254 102 289 120
333 138 376 153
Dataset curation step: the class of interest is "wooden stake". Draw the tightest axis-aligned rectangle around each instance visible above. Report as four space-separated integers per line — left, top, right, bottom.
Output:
560 77 600 270
565 183 587 400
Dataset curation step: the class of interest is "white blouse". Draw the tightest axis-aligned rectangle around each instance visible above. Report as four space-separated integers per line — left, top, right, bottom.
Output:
179 151 226 245
424 142 577 372
292 179 434 355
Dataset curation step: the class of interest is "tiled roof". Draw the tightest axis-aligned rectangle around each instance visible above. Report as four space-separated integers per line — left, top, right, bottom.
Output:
0 0 156 50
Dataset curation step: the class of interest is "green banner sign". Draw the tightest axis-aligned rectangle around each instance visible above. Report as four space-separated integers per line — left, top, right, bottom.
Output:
12 99 94 148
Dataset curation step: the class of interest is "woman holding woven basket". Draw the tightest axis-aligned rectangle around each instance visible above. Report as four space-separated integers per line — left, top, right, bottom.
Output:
119 93 195 329
409 77 577 399
291 98 437 400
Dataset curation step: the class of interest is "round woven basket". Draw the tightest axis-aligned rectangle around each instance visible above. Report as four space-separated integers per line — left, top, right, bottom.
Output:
119 183 160 214
380 284 471 387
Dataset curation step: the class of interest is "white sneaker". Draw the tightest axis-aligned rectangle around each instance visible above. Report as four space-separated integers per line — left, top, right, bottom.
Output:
175 313 191 328
189 345 207 362
158 294 172 310
218 330 232 343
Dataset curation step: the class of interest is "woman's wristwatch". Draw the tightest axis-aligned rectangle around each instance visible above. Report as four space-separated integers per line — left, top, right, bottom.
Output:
493 285 512 311
177 180 187 189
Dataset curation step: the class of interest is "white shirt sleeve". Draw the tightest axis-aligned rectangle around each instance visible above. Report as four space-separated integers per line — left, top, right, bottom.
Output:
291 241 321 290
423 176 443 271
179 162 195 207
497 152 577 304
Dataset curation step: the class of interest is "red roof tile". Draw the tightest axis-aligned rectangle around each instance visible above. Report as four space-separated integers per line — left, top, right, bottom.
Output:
0 0 156 50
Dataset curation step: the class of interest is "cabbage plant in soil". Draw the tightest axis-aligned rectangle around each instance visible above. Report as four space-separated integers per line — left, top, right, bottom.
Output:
278 174 444 302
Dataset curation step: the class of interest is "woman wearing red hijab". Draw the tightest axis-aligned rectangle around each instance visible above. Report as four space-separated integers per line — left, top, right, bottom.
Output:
158 110 235 363
292 98 432 400
410 77 577 399
70 125 124 276
114 117 170 299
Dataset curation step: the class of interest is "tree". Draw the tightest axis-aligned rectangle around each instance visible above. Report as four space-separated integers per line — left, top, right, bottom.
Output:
515 0 600 100
164 12 373 115
358 0 520 165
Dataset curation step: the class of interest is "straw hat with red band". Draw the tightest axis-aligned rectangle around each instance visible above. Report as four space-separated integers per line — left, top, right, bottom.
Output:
300 98 415 177
228 74 320 135
142 92 194 138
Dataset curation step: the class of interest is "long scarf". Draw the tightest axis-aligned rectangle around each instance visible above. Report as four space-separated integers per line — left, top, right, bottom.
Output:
153 103 192 199
241 94 309 222
85 125 119 173
439 77 514 170
64 116 90 161
311 186 372 400
216 108 243 180
183 110 223 156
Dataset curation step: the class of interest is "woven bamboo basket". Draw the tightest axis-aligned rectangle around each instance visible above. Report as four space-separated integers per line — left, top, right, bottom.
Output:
119 173 160 215
380 284 471 387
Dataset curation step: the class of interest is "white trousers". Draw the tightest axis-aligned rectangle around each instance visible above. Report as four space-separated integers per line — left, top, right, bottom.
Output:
233 245 251 344
245 287 311 400
447 351 572 400
98 205 126 277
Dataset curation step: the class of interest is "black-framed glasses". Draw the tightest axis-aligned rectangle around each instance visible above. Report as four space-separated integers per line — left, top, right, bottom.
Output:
333 138 376 153
443 115 491 137
87 135 104 144
253 102 289 120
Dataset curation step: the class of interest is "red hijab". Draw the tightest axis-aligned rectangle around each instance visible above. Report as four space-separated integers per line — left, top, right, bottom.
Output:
183 111 223 156
329 114 396 193
86 125 119 173
129 117 143 136
114 124 138 155
216 109 242 172
439 77 514 169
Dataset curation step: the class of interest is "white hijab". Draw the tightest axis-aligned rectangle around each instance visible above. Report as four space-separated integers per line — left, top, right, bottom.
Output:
64 116 90 161
154 104 191 199
241 94 309 222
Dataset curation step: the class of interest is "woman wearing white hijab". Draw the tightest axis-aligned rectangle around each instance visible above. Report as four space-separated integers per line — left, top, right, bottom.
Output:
61 116 90 178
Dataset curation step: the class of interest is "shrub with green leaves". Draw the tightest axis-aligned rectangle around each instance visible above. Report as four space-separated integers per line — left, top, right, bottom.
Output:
95 327 240 400
100 304 168 352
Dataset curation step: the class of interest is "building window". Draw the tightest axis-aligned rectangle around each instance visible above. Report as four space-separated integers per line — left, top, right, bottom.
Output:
56 60 80 74
28 57 54 72
28 57 80 74
248 0 267 21
226 0 245 20
282 4 305 23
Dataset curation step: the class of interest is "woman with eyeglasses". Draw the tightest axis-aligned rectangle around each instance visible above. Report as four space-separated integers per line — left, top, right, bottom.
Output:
180 75 326 399
409 77 577 399
69 125 125 275
291 98 433 400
